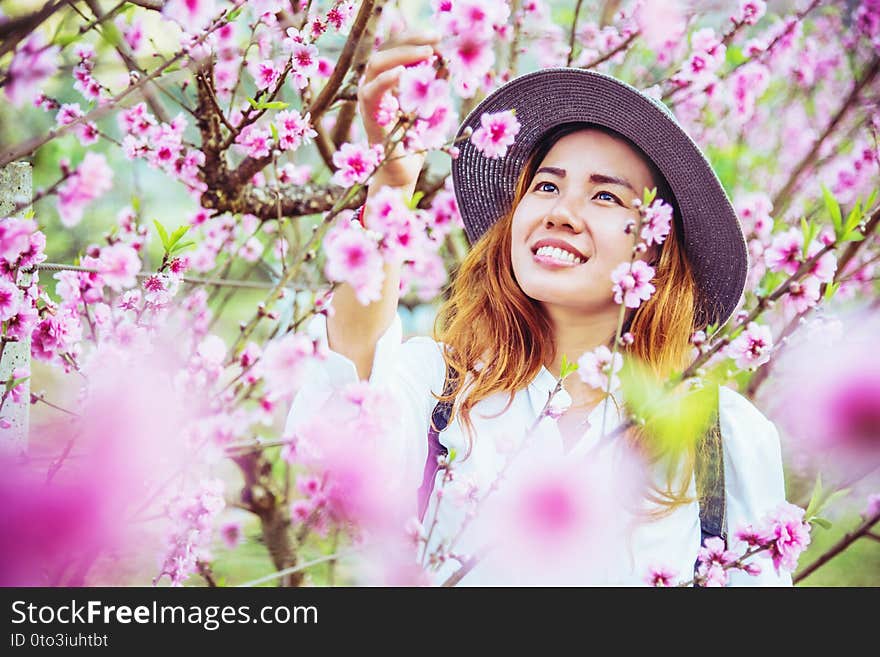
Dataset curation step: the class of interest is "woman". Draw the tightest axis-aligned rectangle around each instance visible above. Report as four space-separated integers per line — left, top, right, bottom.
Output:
286 34 789 586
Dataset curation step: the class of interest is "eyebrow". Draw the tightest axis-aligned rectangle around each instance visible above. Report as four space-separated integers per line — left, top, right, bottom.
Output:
534 166 637 194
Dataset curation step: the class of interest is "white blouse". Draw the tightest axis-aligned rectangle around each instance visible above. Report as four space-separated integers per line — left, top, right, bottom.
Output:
285 312 792 587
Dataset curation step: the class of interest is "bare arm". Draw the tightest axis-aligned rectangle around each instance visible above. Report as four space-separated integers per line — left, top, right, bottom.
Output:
325 32 439 381
326 177 416 380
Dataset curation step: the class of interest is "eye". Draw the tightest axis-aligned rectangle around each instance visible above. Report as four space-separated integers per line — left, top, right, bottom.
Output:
594 190 623 204
533 180 557 193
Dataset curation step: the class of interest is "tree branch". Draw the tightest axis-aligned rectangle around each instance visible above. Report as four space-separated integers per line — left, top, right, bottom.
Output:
306 0 378 124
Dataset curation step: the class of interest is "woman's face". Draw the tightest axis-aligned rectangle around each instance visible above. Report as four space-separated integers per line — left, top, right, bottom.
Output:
510 128 659 314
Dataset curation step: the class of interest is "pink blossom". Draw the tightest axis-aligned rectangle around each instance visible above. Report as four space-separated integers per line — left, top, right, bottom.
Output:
441 32 495 98
290 499 313 524
865 493 880 519
781 277 821 316
297 474 323 498
4 32 59 107
470 110 521 159
764 227 803 275
118 102 156 137
640 198 673 246
16 230 47 270
727 321 773 370
293 382 410 535
646 565 678 586
323 221 385 305
693 535 739 586
577 345 623 391
635 0 686 50
56 103 84 126
254 59 280 90
759 502 811 574
735 192 773 242
96 244 141 291
611 260 656 308
142 273 179 306
5 306 38 342
288 41 319 90
162 0 217 33
57 153 114 228
116 16 144 53
277 162 312 185
235 124 272 159
7 366 30 404
735 0 766 26
274 109 317 151
472 452 641 585
330 142 384 187
397 62 447 118
258 331 323 399
362 185 423 260
0 280 22 321
219 520 244 549
0 218 38 263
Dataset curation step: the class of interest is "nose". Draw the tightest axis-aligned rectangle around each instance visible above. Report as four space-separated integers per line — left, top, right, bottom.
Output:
544 200 585 233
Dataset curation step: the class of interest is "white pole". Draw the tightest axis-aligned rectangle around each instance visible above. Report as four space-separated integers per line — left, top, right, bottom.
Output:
0 162 33 455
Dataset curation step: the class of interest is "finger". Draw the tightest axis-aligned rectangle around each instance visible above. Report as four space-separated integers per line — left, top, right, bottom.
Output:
378 31 441 52
359 65 404 117
364 44 436 83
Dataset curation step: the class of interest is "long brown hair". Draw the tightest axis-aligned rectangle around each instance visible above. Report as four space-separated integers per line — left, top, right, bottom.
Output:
432 122 705 516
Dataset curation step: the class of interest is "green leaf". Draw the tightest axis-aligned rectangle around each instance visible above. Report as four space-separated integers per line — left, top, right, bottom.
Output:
842 231 866 243
804 473 824 519
168 224 190 248
54 33 80 47
257 101 289 110
5 375 30 392
642 186 658 207
800 217 818 259
227 5 245 21
101 22 123 48
823 281 840 301
810 517 832 530
407 191 425 210
725 44 747 67
270 123 279 142
153 220 170 250
447 447 457 463
821 185 842 237
169 240 196 254
247 97 289 110
131 196 141 214
559 353 579 379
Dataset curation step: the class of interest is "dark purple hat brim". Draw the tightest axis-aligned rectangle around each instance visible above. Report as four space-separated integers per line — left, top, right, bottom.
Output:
450 67 748 329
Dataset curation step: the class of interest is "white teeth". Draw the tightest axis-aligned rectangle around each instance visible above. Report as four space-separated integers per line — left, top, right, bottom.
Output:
535 245 586 265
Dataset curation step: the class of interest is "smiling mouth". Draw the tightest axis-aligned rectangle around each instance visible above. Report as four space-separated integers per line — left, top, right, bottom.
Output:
532 245 589 268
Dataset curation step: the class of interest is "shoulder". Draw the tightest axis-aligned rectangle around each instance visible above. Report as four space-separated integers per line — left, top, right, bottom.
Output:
398 334 447 397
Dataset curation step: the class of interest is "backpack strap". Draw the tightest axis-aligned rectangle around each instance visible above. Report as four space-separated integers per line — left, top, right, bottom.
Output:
416 365 458 523
692 397 728 586
417 364 728 585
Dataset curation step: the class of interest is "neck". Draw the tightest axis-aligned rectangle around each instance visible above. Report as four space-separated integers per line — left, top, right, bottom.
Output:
543 303 620 404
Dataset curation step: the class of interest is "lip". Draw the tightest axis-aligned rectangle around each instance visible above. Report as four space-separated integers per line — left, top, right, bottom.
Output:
530 237 589 260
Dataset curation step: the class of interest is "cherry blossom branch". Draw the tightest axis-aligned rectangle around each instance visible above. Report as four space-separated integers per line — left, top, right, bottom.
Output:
565 0 585 68
793 509 880 584
0 0 73 58
580 31 639 71
0 6 235 167
747 204 880 397
82 0 170 123
662 0 822 104
306 0 377 124
772 57 880 218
